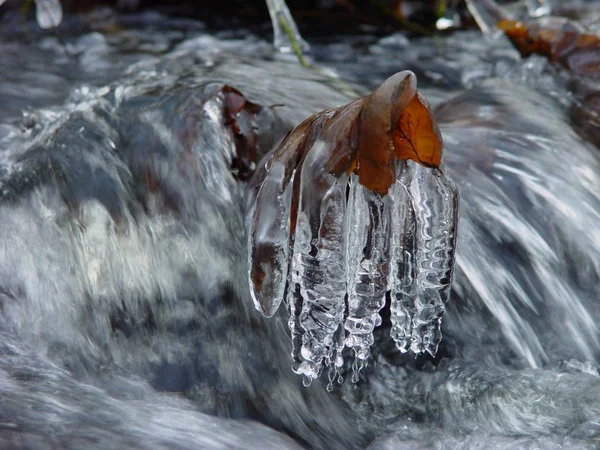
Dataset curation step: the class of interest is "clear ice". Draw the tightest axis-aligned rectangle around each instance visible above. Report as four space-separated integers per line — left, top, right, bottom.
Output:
248 158 294 317
345 175 392 366
34 0 63 29
464 0 505 35
265 0 310 54
390 161 459 356
290 168 347 384
248 72 459 386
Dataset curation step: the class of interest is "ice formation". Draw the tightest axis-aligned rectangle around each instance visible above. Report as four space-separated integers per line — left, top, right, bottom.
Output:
34 0 63 29
265 0 310 54
248 71 459 387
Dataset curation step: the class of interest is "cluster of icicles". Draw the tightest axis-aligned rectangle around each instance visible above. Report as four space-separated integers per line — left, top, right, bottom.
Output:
248 72 459 389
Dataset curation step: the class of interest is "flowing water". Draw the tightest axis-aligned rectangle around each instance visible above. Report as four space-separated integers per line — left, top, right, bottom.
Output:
1 6 600 449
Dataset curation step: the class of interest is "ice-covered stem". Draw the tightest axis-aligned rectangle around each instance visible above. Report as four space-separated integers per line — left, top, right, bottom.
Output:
247 71 458 385
464 0 507 35
34 0 63 29
266 0 310 56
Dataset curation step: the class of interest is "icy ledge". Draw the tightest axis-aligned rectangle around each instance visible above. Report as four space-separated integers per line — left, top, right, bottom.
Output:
248 71 459 389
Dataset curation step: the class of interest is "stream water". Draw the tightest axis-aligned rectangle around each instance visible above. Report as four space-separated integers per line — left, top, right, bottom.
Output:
1 6 600 449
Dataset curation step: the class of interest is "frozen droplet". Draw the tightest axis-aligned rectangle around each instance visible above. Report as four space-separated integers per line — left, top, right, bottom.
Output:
302 375 312 387
35 0 63 29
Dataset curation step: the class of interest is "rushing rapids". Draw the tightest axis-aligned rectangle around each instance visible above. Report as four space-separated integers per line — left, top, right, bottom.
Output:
1 3 600 449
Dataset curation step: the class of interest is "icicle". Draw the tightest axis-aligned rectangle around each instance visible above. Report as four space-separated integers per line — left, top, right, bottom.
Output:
345 174 392 373
287 282 304 372
287 104 360 383
410 163 459 355
248 163 294 317
248 115 325 317
291 160 348 382
265 0 310 54
34 0 63 29
390 162 418 353
391 161 459 356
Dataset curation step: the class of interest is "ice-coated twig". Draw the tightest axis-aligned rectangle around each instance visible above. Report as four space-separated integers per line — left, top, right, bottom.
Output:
345 174 392 379
265 0 310 55
34 0 63 29
464 0 506 35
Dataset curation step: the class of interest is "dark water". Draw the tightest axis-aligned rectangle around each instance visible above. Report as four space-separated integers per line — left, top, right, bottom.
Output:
1 7 600 449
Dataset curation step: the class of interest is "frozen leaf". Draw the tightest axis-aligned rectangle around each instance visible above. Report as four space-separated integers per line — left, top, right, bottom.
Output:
247 71 459 386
